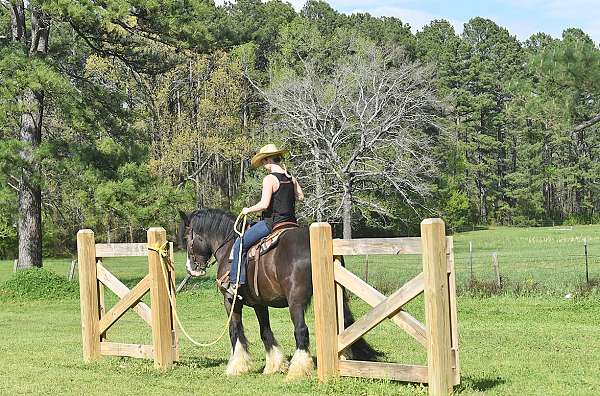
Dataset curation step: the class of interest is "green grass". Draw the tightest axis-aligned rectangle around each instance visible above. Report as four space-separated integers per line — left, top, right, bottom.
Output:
1 225 600 395
343 224 600 294
453 224 600 289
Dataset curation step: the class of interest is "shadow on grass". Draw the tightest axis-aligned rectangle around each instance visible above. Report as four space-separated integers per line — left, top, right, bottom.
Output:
451 225 490 234
177 356 228 369
456 375 506 393
175 276 218 292
116 274 216 291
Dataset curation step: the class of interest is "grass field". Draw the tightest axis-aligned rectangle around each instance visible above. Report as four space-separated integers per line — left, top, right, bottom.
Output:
347 224 600 294
1 225 600 395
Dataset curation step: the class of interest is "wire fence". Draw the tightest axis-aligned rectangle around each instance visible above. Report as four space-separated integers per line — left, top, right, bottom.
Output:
342 241 599 296
452 222 589 233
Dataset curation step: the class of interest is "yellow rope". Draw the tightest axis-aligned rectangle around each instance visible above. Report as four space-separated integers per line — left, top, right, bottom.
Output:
147 213 247 348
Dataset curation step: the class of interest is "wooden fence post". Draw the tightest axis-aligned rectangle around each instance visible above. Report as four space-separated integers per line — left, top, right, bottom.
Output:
309 222 339 381
584 239 589 284
77 229 101 362
469 241 473 281
492 252 501 288
421 218 452 396
68 260 78 281
147 227 174 369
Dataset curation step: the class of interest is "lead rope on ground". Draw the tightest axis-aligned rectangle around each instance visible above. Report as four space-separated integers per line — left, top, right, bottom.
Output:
148 212 247 348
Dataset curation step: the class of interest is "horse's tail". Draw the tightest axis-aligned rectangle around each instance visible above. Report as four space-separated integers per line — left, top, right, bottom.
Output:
340 288 383 360
337 256 383 361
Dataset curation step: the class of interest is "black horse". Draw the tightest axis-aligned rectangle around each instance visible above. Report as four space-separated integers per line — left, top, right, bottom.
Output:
179 208 377 380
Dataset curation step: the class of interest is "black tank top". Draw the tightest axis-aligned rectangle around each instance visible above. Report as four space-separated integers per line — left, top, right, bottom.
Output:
262 173 296 227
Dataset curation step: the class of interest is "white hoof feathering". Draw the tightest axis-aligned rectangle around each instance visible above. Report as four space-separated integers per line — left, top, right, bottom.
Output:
263 345 289 374
340 348 353 360
226 340 252 376
285 349 313 381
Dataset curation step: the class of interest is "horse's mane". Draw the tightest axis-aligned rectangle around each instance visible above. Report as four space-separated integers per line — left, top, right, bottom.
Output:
189 208 236 240
177 208 237 248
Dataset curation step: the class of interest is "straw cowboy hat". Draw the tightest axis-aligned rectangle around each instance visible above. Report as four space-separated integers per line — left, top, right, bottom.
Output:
250 144 288 169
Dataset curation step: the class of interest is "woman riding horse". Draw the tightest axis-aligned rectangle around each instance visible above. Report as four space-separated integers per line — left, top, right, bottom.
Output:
179 145 378 380
225 144 304 298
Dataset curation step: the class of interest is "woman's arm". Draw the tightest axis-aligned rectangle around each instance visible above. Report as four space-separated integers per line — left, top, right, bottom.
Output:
242 175 276 214
293 177 304 201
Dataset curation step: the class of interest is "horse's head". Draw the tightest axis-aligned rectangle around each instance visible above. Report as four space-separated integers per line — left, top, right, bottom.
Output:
178 210 212 277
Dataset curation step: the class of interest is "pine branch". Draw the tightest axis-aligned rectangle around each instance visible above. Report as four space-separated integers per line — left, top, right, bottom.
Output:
567 112 600 134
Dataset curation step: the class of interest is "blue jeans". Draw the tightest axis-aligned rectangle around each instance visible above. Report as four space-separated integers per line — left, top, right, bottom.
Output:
230 220 272 285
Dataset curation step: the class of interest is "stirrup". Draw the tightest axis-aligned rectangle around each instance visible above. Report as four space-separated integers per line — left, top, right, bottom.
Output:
226 283 243 301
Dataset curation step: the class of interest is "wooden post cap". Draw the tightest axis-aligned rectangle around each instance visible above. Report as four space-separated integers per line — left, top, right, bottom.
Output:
421 218 445 226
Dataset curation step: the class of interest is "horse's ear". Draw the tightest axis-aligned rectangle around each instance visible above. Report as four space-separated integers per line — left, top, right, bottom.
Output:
177 211 190 249
179 210 189 226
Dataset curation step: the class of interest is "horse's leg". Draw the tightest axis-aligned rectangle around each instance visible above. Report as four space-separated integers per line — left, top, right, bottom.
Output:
224 297 252 375
286 302 314 380
254 305 288 374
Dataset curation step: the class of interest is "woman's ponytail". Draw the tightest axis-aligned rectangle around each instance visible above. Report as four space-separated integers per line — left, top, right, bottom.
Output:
282 163 292 178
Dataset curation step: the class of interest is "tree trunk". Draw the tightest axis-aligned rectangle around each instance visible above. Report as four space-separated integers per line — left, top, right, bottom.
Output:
15 4 50 269
10 1 26 44
313 146 323 222
29 8 50 55
17 90 44 269
342 180 352 239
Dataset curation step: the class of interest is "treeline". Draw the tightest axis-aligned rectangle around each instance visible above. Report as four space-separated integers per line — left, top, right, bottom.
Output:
0 0 599 260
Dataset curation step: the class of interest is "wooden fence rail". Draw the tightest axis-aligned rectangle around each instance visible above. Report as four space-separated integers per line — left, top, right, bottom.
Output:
77 227 178 369
310 218 460 396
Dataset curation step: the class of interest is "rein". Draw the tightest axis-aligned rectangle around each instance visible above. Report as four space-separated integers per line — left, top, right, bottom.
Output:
149 213 248 348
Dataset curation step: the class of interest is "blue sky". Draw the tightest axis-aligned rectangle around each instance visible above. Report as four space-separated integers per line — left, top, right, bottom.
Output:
219 0 600 43
330 0 599 42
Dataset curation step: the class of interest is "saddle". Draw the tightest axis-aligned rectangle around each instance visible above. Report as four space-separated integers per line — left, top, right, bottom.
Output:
247 221 298 260
221 221 298 296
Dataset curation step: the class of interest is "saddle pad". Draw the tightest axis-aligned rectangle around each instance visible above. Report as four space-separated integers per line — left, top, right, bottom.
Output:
248 227 290 259
227 223 298 261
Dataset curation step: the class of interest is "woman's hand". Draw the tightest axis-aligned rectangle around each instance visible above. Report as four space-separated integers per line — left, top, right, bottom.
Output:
241 207 251 215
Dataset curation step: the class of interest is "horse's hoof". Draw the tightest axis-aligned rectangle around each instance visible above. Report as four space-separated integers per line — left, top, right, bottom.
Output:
340 348 353 360
225 340 252 376
285 349 313 381
263 346 289 374
225 365 250 376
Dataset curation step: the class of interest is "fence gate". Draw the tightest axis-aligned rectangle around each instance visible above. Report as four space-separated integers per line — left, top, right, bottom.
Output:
77 227 179 369
310 219 459 395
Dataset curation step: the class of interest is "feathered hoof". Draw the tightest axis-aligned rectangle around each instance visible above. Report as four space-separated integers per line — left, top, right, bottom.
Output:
263 346 289 374
284 349 313 381
225 340 252 376
340 348 353 360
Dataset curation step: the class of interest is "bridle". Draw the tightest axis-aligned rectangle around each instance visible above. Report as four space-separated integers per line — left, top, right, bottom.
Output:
187 227 237 274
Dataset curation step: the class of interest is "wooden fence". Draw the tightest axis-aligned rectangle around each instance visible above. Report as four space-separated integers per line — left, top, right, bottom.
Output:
77 227 179 369
309 218 459 395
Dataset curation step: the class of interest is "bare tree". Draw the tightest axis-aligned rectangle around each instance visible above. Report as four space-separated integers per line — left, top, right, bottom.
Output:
262 45 438 238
